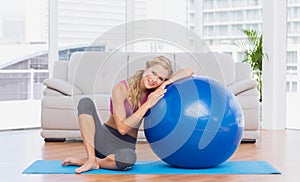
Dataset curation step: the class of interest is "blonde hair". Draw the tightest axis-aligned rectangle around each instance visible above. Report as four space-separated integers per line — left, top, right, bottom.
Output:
127 56 173 109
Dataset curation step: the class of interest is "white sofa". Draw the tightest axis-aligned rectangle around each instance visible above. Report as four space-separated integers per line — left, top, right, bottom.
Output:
41 51 260 143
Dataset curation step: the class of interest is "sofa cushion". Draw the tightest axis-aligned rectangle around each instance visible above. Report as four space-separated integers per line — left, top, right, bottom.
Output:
235 62 252 81
68 52 128 94
53 61 68 80
127 52 175 76
174 52 236 86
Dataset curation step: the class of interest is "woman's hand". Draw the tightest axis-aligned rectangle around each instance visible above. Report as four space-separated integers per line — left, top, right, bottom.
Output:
146 88 167 109
158 80 171 90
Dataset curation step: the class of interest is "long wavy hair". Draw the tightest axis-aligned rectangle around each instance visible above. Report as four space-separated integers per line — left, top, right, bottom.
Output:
127 56 173 109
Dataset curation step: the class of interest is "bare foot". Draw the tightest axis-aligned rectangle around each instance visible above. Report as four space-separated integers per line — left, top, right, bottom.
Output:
62 157 86 166
75 158 100 174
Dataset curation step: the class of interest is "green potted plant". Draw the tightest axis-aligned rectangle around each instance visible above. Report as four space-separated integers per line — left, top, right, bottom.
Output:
233 29 268 102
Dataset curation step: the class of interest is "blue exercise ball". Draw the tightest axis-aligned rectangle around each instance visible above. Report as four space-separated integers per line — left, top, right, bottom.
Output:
144 76 244 168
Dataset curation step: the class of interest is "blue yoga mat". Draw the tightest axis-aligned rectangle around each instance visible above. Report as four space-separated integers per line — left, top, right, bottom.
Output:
23 160 281 175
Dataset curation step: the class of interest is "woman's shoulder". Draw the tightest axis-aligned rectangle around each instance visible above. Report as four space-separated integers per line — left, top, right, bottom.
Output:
112 80 128 97
119 80 128 89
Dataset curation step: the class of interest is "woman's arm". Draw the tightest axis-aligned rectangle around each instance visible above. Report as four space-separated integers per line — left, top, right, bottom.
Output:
160 68 194 89
111 83 166 135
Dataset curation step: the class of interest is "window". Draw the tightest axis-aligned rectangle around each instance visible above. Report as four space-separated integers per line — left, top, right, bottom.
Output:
57 0 126 54
292 81 298 92
287 51 297 63
287 81 298 93
0 0 48 130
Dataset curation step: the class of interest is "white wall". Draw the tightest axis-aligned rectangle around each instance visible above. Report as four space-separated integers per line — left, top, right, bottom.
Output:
262 0 287 130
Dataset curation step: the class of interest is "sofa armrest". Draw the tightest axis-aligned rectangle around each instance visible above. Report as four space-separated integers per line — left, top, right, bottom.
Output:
43 78 82 96
227 79 257 95
43 87 66 96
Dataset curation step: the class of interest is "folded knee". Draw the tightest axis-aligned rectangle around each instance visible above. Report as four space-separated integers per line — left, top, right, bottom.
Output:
114 149 137 170
78 97 95 116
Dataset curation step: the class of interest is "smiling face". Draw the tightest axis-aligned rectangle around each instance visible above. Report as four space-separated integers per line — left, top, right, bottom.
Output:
142 64 170 89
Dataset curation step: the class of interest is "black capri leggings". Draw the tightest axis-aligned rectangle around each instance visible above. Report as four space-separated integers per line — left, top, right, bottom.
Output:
77 97 137 170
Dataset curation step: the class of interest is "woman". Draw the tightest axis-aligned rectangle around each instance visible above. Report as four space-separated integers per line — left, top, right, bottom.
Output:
62 55 194 173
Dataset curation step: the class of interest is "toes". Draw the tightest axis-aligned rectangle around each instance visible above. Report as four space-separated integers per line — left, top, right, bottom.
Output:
62 160 68 166
75 166 90 174
62 158 72 166
75 167 83 174
61 157 86 166
74 162 100 174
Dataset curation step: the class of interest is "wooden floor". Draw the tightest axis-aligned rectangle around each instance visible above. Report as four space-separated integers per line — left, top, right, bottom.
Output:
1 129 299 182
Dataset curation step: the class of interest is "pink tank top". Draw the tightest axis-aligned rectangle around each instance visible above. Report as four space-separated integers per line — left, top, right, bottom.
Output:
110 80 149 117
